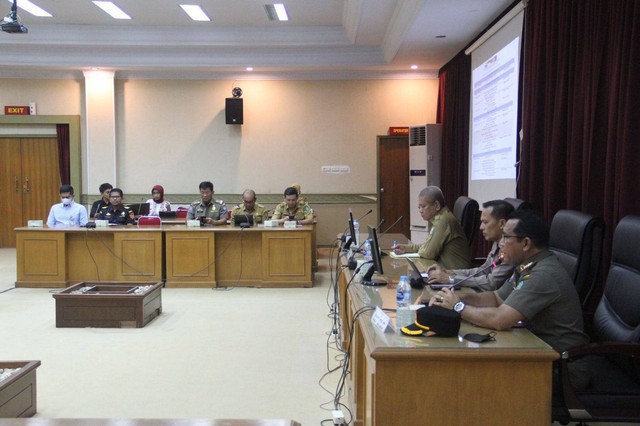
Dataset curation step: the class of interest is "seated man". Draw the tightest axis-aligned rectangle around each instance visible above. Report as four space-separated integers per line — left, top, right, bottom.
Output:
426 210 589 389
90 183 113 218
231 189 268 224
271 186 314 225
96 188 135 225
393 186 470 269
186 181 227 226
46 184 88 227
427 200 515 291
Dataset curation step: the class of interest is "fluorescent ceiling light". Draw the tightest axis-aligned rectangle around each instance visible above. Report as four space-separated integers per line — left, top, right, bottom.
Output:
264 3 288 21
92 1 131 20
8 0 51 17
180 4 210 22
273 3 288 21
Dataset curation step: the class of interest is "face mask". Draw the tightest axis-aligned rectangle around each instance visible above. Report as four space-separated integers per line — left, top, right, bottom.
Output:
463 332 496 343
61 197 72 206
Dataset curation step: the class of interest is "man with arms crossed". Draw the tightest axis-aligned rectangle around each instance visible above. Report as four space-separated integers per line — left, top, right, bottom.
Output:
427 210 589 388
427 200 514 291
47 184 88 227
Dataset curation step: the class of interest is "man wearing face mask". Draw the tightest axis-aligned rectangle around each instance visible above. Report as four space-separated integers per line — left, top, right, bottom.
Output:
47 184 89 227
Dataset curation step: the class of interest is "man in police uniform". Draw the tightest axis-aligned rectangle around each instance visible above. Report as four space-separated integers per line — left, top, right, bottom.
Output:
427 200 515 291
271 186 313 225
393 186 471 269
96 188 135 225
427 209 589 389
231 189 269 224
186 181 228 225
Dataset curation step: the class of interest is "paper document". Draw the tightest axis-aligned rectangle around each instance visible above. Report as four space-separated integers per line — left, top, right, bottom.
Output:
389 252 420 259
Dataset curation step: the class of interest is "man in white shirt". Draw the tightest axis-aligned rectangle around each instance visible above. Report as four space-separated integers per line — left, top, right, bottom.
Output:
46 184 89 227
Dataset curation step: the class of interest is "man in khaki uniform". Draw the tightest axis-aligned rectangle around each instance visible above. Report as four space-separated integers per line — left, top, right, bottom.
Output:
393 186 470 269
271 186 313 225
186 181 227 225
231 189 269 224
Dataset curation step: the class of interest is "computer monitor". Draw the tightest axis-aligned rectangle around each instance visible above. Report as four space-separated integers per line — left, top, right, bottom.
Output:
360 225 387 286
233 213 254 227
344 210 356 250
128 202 150 217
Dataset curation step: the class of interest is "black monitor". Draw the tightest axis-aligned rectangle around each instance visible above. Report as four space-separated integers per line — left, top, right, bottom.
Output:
233 213 254 228
343 210 356 250
128 202 150 217
361 225 387 286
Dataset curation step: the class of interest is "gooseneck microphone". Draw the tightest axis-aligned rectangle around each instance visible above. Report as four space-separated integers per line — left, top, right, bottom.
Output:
376 218 386 231
446 254 504 290
380 215 403 235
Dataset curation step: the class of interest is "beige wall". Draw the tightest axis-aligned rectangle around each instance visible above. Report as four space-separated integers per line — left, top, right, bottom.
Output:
2 78 438 195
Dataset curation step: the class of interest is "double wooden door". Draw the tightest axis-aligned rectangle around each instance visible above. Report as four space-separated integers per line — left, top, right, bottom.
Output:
0 137 61 247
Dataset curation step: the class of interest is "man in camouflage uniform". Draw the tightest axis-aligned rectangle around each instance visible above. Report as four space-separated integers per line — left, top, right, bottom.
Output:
231 189 269 224
96 188 135 225
186 181 228 226
271 186 313 225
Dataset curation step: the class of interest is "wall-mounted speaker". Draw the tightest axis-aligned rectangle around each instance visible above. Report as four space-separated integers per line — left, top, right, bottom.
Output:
225 98 243 125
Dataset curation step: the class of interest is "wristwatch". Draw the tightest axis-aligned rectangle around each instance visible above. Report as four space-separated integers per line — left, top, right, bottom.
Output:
448 275 455 284
453 301 466 313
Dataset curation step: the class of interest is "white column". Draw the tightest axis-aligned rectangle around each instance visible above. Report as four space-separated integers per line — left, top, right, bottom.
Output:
83 70 116 194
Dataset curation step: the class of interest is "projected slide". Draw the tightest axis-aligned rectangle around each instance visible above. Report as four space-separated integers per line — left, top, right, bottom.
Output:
471 37 519 180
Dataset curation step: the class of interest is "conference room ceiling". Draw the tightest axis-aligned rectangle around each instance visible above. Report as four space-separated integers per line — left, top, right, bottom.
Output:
0 0 514 80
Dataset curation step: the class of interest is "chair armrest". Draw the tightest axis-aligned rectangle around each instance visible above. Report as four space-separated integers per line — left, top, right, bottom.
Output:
562 341 640 360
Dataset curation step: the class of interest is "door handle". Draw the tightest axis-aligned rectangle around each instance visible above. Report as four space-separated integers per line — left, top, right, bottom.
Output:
380 188 385 193
15 176 20 192
23 177 29 193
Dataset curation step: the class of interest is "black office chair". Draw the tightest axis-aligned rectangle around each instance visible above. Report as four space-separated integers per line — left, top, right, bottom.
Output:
452 196 479 246
553 215 640 424
504 197 533 211
549 210 605 310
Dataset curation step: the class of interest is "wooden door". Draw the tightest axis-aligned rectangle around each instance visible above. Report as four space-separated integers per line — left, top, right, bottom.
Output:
0 137 60 247
377 135 410 238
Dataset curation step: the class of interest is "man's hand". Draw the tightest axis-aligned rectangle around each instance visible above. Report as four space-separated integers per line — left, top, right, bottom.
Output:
427 264 452 283
393 244 407 255
428 287 459 310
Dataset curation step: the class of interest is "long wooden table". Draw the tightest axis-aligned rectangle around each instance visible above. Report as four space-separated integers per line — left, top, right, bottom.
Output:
15 225 313 288
338 234 558 426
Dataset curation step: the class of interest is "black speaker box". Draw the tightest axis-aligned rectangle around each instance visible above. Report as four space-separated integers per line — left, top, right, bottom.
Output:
225 98 243 125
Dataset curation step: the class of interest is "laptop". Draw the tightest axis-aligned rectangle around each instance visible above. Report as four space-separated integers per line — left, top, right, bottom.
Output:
127 203 150 217
405 258 428 289
233 213 254 227
159 211 177 219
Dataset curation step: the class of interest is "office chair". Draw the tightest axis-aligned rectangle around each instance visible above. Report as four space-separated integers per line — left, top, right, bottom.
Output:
452 196 479 246
549 210 605 310
137 216 161 226
504 197 533 211
553 215 640 425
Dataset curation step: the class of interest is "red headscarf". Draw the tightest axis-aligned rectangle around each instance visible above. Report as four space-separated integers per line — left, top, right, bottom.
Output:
152 185 164 203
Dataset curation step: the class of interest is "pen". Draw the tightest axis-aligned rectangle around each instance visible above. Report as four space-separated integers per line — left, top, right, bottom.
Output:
393 240 397 251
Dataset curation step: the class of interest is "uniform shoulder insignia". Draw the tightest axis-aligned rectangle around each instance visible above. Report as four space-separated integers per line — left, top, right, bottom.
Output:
518 261 537 273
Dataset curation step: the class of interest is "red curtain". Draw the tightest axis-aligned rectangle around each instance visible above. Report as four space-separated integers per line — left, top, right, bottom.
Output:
520 0 640 308
56 124 71 185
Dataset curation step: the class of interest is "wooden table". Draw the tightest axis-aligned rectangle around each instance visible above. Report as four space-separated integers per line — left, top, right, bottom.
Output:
338 233 558 426
0 360 41 418
15 225 313 288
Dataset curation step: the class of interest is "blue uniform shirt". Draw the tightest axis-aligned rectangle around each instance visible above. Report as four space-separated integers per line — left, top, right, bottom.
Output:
47 201 89 227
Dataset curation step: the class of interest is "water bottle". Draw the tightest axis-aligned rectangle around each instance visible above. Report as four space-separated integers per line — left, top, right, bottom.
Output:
396 275 412 330
363 239 372 262
353 219 360 247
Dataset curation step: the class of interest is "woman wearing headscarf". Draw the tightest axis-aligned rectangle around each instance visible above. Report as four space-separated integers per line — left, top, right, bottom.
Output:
146 185 171 216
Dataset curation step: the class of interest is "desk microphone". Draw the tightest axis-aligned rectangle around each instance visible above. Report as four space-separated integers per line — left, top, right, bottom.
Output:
434 254 504 290
380 215 403 235
376 218 386 231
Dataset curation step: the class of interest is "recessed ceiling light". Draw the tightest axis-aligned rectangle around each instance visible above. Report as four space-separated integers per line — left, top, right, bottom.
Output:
180 4 210 21
264 3 288 21
8 0 51 17
92 1 131 20
411 65 418 70
246 67 254 71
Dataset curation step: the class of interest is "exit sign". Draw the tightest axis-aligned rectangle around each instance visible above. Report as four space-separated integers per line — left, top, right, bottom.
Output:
4 106 30 115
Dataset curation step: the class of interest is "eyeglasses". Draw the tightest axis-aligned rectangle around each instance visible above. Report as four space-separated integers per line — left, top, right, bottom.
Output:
501 234 526 241
109 195 121 199
418 202 433 210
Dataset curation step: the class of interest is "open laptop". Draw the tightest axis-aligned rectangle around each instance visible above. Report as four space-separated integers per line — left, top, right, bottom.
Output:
127 203 150 217
405 258 428 289
159 211 177 219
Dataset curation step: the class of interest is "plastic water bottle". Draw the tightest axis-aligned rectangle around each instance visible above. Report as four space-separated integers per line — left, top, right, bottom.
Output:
396 275 412 330
363 239 372 262
353 219 360 247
